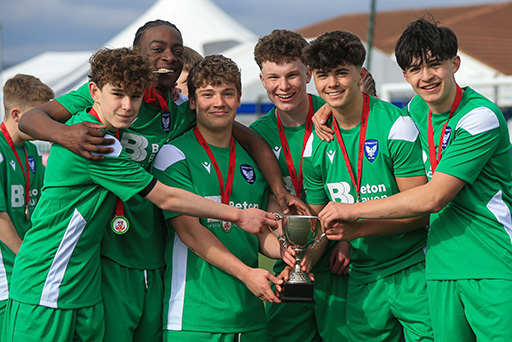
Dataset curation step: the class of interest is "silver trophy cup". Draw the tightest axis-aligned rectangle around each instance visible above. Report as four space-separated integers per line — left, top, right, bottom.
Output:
271 214 326 303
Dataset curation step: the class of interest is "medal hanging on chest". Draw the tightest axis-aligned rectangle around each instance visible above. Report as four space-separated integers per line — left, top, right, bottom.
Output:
194 127 236 233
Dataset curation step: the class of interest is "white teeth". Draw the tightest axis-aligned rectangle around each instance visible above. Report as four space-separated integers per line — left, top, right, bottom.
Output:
423 84 437 90
328 92 341 96
153 68 174 74
277 94 293 99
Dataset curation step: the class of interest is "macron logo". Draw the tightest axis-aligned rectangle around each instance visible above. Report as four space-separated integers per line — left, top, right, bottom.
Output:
327 150 336 164
273 146 281 159
202 161 211 174
10 160 16 171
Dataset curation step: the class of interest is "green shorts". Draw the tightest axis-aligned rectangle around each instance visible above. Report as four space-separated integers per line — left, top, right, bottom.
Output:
101 256 165 342
347 262 433 342
266 270 348 342
427 278 512 342
1 299 104 342
163 328 267 342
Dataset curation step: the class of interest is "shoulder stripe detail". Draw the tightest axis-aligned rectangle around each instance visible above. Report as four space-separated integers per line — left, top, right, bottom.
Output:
154 144 186 171
167 233 188 330
303 134 314 158
0 152 3 163
455 107 499 136
91 134 123 158
388 116 419 142
487 190 512 245
40 208 87 308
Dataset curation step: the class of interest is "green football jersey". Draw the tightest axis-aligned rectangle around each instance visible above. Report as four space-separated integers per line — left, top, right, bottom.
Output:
152 129 269 333
250 94 337 274
58 83 196 269
9 111 155 309
303 96 427 285
0 137 45 300
406 86 512 280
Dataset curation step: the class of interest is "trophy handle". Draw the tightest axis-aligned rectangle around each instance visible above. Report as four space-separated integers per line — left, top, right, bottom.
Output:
310 232 327 250
269 213 289 248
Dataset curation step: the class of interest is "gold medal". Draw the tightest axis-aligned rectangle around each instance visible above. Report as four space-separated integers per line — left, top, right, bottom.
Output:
222 221 232 233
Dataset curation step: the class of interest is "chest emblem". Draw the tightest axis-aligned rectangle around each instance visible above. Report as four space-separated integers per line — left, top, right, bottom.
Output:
28 157 36 173
240 164 255 185
162 112 171 133
327 150 336 164
202 161 211 173
273 146 281 159
364 139 379 163
10 160 16 171
442 127 452 149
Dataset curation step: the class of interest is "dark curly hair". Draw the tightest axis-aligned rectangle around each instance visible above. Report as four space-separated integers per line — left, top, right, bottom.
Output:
303 30 366 71
253 29 309 69
187 55 241 100
132 20 181 48
395 17 458 71
88 48 156 95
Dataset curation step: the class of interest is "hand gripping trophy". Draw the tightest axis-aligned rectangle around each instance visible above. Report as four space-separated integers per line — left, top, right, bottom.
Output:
270 214 326 303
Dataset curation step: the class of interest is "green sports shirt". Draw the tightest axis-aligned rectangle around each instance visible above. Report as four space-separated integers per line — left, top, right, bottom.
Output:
406 86 512 280
0 138 45 300
250 94 338 274
303 96 428 285
9 111 155 309
153 129 269 333
58 83 196 269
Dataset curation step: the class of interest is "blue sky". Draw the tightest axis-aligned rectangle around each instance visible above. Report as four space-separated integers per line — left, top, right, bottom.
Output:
0 0 506 69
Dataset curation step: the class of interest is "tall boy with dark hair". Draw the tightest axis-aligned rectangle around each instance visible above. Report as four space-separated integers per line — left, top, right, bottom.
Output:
319 19 512 341
303 30 433 341
153 54 284 342
251 29 349 342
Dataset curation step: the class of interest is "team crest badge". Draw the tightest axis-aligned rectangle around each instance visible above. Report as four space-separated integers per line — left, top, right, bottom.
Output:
442 127 452 149
364 140 379 162
111 216 129 235
222 221 232 233
28 157 36 173
162 112 171 133
240 164 255 184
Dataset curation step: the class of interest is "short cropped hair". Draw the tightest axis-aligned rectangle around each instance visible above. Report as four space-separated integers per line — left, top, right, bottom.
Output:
187 54 241 100
88 48 156 95
3 74 54 114
253 29 309 69
133 20 181 48
182 46 203 73
304 30 366 71
395 18 458 71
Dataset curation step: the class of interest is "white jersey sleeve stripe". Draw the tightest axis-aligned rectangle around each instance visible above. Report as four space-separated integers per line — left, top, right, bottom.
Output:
303 134 314 158
91 134 123 158
388 116 419 142
167 233 188 331
0 152 3 163
0 249 9 300
487 190 512 245
455 107 499 136
40 208 87 308
154 145 186 171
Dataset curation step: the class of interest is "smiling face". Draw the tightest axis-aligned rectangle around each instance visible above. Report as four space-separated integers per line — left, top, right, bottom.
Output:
313 64 366 113
138 25 184 92
190 82 241 133
403 54 460 113
90 83 143 131
260 59 311 116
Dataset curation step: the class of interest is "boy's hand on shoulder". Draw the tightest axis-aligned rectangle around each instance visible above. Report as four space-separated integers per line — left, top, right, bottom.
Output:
64 122 115 161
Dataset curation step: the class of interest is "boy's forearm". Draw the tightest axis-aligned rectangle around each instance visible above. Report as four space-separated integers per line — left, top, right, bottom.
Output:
19 101 72 144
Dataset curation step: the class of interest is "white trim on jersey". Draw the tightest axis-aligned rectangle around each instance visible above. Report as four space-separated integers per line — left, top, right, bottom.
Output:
0 246 9 301
303 134 314 158
154 144 186 171
388 116 419 142
487 190 512 245
167 233 189 331
40 208 87 308
90 134 123 158
0 152 4 163
455 107 499 136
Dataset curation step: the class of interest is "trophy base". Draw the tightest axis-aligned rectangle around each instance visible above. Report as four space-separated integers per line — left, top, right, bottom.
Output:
280 282 314 303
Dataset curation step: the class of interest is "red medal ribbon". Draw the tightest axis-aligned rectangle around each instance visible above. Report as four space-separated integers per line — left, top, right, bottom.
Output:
90 108 126 218
332 93 370 202
428 85 463 172
193 127 236 204
0 122 31 217
276 94 314 197
143 86 170 113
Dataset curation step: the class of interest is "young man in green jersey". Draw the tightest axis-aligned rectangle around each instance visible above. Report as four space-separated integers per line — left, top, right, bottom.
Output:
1 48 277 342
153 54 286 342
317 19 512 342
17 20 300 342
0 74 53 328
250 29 349 342
302 30 433 342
